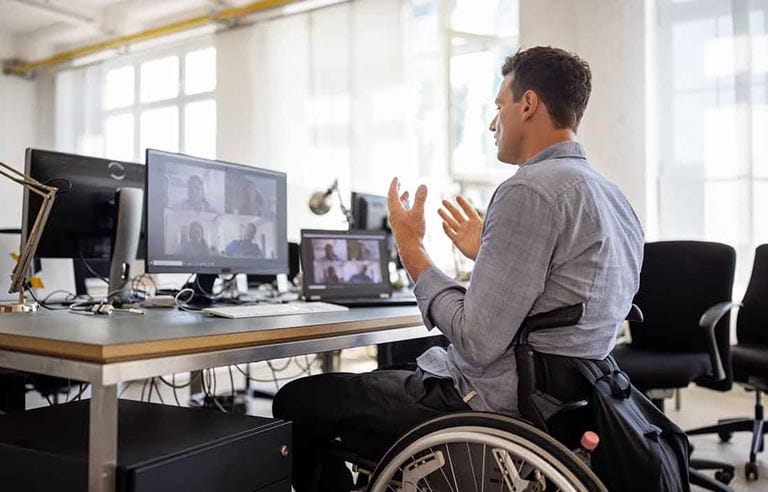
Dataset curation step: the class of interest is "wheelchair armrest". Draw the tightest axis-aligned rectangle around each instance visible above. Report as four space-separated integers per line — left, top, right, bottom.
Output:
626 304 643 322
521 303 585 334
698 301 740 382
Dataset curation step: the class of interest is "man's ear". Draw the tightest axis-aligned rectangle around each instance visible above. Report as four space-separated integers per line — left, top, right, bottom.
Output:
521 90 538 122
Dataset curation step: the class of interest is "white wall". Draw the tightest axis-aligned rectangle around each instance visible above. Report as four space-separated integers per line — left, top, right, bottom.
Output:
0 33 39 228
519 0 649 226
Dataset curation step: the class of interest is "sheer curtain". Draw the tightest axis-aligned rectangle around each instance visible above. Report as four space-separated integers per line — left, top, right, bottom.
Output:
657 0 768 290
216 0 456 268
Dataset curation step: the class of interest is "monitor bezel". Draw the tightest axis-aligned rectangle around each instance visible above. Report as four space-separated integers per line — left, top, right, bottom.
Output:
144 149 288 276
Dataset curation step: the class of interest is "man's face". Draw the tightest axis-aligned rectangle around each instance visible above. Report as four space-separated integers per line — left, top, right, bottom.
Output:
359 264 367 274
190 223 203 242
245 223 257 241
489 74 526 164
325 244 334 257
188 178 204 202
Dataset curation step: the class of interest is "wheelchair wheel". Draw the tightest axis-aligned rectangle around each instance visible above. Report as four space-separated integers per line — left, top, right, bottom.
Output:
368 412 606 492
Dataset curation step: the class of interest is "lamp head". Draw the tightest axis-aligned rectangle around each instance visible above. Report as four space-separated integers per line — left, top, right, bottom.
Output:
308 179 338 216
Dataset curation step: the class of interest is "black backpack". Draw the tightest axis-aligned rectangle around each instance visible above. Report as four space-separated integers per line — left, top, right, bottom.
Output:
569 357 691 492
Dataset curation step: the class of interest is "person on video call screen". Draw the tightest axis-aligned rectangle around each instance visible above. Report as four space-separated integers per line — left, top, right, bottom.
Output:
225 222 264 257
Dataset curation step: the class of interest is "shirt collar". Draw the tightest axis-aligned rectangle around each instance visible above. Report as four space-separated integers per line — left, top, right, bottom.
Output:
520 140 586 167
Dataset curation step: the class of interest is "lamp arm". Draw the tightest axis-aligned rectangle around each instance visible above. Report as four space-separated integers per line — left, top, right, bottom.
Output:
10 190 57 295
0 161 58 297
0 161 52 193
335 185 355 226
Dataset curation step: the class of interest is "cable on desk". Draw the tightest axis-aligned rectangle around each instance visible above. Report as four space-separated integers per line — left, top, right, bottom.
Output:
25 285 68 311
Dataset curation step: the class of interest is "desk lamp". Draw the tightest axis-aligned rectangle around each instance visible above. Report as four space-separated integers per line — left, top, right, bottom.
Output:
308 179 354 225
0 161 57 313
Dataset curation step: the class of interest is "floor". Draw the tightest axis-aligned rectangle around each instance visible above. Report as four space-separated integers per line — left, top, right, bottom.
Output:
24 348 766 491
667 385 765 491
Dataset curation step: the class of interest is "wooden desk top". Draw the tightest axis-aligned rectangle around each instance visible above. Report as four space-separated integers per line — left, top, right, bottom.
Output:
0 306 423 363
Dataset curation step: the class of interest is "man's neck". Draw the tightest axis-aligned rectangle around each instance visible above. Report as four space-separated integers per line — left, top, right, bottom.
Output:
520 130 576 164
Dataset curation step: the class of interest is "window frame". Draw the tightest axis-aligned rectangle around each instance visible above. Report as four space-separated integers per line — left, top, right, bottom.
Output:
101 38 217 162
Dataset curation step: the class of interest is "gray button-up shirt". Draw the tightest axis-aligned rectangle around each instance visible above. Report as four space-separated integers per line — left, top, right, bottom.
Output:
415 141 644 415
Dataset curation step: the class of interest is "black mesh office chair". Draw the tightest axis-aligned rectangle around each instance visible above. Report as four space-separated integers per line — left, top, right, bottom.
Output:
611 241 738 489
687 244 768 480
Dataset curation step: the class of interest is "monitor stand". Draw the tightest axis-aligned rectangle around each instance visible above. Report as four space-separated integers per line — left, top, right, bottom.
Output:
182 274 218 308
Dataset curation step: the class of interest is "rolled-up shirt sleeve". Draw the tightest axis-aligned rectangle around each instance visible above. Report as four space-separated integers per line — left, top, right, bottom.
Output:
413 184 560 367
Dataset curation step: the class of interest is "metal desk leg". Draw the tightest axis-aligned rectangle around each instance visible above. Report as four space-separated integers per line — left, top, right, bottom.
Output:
89 383 118 492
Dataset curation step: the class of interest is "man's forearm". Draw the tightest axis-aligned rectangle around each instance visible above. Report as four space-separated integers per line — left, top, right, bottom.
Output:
397 240 434 282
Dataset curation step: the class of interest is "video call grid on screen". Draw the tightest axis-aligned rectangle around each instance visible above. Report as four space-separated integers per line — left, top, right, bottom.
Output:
301 230 391 300
145 149 288 275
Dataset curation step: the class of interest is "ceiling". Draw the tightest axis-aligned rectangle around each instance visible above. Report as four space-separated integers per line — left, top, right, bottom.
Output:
0 0 262 62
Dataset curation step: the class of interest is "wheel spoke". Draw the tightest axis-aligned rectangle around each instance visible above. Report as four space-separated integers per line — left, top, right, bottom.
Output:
433 446 456 492
481 444 486 492
467 442 479 492
446 444 461 492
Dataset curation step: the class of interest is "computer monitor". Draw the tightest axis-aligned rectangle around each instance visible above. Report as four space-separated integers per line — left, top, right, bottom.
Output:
145 150 288 281
351 192 389 231
23 149 146 261
300 229 391 300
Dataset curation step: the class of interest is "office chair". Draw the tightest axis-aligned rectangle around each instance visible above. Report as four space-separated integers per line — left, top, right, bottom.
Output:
687 244 768 480
612 240 738 489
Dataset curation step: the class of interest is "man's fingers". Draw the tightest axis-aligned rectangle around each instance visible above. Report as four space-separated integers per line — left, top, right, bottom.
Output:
442 200 466 223
400 191 409 205
438 208 461 231
442 222 457 240
456 196 480 219
387 177 404 213
413 184 428 213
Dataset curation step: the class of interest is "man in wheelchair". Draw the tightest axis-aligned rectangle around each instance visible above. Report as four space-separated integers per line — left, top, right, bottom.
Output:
273 46 645 491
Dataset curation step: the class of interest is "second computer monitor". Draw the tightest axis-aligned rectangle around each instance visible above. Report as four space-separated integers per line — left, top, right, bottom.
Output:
351 192 389 231
23 148 145 260
145 150 288 275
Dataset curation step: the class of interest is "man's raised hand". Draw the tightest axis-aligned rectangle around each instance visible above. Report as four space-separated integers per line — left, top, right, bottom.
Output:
438 196 482 261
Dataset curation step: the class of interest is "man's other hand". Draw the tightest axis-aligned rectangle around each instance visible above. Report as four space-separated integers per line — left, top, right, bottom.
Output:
439 196 482 261
387 177 427 249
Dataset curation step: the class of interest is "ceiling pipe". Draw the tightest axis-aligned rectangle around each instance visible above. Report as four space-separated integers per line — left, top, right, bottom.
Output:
7 0 303 76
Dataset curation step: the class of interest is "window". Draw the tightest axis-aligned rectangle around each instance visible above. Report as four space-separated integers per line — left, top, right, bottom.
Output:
657 0 768 287
448 0 518 201
103 45 217 162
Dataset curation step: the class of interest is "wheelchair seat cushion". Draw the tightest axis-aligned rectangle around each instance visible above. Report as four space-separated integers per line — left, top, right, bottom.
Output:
611 344 712 390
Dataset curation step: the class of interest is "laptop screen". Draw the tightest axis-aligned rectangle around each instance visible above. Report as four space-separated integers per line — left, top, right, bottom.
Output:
300 229 391 300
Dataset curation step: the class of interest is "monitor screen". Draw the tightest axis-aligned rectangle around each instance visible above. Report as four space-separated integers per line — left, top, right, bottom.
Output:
22 149 145 260
300 229 391 300
351 192 389 231
145 149 288 275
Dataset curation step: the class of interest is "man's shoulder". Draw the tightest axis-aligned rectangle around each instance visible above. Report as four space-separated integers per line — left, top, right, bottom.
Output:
506 157 610 203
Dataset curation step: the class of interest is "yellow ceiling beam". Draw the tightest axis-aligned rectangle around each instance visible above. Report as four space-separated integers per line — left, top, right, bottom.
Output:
9 0 300 76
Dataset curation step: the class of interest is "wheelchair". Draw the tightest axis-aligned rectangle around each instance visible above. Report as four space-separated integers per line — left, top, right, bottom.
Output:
320 303 615 492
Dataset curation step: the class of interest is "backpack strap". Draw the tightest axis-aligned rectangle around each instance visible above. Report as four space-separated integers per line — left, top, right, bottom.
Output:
569 358 632 400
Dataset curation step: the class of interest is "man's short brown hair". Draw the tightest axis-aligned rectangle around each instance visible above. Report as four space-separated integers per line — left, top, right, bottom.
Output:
501 46 592 131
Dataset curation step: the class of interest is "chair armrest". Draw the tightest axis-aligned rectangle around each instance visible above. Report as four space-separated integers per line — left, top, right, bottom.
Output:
522 303 585 334
698 301 741 382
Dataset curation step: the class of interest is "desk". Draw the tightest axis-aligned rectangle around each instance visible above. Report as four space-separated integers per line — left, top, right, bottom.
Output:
0 306 427 492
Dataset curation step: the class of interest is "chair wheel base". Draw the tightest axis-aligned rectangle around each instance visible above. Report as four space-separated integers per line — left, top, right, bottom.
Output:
718 431 733 443
714 470 733 485
745 461 759 481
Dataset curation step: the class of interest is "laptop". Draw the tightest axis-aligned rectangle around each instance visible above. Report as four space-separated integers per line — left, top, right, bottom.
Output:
300 229 416 307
